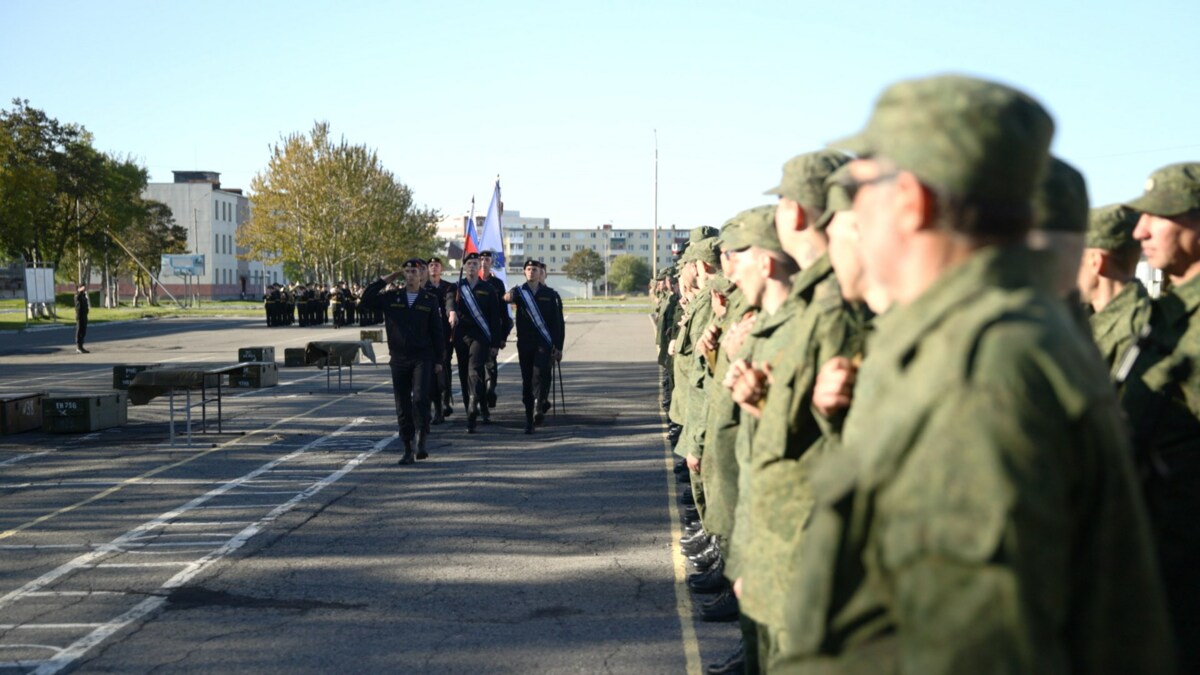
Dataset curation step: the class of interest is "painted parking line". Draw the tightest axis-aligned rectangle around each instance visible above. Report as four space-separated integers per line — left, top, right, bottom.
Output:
0 378 389 542
0 451 52 468
661 409 703 675
15 429 396 674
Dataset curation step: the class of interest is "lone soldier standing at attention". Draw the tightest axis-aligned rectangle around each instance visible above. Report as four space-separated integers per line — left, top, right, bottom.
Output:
479 250 513 410
359 259 445 465
505 259 565 434
74 283 90 353
456 253 504 432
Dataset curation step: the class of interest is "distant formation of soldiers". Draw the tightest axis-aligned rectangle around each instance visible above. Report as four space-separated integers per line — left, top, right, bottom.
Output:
654 74 1196 674
263 281 383 327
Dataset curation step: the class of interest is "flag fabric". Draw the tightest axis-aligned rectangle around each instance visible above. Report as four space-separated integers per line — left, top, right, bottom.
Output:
463 198 479 256
479 179 506 285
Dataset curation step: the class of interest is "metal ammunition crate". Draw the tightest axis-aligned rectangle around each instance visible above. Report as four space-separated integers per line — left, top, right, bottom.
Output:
43 393 128 434
230 363 279 388
283 348 307 367
1 392 44 435
237 346 276 363
112 364 160 390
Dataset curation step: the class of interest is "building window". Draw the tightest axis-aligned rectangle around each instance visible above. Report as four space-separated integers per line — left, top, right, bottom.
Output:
538 245 544 251
641 232 649 238
550 232 556 239
551 256 557 263
591 232 596 239
549 245 556 251
641 245 649 251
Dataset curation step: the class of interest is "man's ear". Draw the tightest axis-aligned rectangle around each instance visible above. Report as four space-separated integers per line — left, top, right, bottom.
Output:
893 171 935 234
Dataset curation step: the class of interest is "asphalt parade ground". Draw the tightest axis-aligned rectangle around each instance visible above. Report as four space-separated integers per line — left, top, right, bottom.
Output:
0 313 735 673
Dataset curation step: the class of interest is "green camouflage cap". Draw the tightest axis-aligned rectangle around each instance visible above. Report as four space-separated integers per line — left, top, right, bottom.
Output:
721 205 784 254
1122 162 1200 217
763 150 851 212
1032 157 1089 232
1086 204 1140 251
688 225 719 243
690 237 721 267
816 164 855 230
830 74 1054 208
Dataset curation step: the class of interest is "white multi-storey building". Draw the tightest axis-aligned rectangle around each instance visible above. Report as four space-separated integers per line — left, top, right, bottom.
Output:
143 171 284 300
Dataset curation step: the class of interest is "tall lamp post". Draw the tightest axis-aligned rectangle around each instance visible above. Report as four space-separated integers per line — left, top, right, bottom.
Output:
652 129 658 281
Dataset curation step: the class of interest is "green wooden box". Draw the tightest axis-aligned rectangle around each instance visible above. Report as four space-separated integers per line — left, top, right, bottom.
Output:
43 393 128 434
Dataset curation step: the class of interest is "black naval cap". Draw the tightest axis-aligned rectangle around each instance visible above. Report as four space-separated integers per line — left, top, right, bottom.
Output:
523 259 538 269
427 256 443 264
463 252 481 262
479 250 494 258
402 257 426 268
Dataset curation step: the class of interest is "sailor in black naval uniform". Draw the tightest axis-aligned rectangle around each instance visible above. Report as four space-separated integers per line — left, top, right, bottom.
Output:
454 253 505 432
505 259 565 433
359 258 445 465
479 250 513 411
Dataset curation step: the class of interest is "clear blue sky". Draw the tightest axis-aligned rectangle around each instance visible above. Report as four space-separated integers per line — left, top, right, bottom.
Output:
3 0 1198 232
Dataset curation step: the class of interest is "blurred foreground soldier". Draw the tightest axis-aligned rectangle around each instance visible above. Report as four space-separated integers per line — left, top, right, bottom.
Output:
774 75 1173 674
73 284 90 353
360 258 445 465
1078 205 1151 372
1121 162 1200 673
479 250 513 410
427 257 458 423
456 253 504 432
505 259 565 434
1028 157 1093 337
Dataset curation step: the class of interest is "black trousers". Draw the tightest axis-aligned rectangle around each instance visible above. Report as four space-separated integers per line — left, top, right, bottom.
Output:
75 317 87 348
429 334 453 412
518 342 552 414
485 350 500 402
454 336 489 415
390 356 432 442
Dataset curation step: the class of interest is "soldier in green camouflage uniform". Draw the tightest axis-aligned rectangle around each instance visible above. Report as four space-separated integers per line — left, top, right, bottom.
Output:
1120 162 1200 673
1079 204 1153 374
773 75 1173 674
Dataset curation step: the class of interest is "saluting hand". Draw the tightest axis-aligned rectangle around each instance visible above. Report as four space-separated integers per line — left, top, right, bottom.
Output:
813 356 857 418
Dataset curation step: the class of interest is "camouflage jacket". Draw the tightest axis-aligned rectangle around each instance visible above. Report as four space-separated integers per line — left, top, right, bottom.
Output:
1090 279 1152 377
773 247 1173 674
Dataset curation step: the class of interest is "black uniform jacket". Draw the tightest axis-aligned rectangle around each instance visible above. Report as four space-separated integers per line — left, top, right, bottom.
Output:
455 279 505 348
508 283 565 351
360 278 445 361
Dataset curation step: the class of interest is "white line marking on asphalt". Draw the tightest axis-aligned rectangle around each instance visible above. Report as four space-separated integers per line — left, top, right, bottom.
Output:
0 451 52 467
162 521 251 528
24 591 127 597
29 429 397 675
0 624 104 630
0 418 369 612
92 562 190 568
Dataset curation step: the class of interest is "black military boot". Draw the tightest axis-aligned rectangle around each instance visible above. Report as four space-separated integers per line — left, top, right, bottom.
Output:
467 410 478 433
705 640 746 675
398 441 415 465
416 431 428 460
697 588 739 622
524 407 535 434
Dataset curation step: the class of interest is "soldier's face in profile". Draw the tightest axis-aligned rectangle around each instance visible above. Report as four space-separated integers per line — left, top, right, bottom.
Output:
848 159 903 296
827 211 866 303
1134 213 1200 277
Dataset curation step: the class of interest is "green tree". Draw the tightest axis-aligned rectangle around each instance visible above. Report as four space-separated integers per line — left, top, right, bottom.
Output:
563 248 605 299
239 121 439 283
608 254 650 293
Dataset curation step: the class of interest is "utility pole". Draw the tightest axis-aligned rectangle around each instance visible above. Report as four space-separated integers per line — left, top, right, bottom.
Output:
652 129 659 281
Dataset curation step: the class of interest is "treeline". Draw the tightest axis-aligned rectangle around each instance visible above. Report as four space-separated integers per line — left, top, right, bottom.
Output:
0 99 187 306
239 122 441 285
